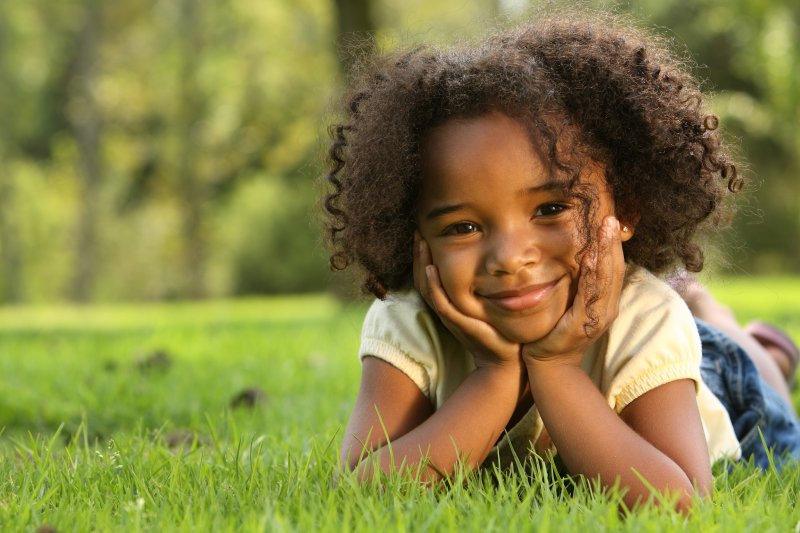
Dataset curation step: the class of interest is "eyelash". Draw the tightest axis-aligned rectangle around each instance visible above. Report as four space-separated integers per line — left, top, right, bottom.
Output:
442 222 479 236
535 203 569 217
440 203 569 236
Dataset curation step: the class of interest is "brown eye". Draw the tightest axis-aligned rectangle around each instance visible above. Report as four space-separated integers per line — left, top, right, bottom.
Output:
535 203 567 217
443 222 479 235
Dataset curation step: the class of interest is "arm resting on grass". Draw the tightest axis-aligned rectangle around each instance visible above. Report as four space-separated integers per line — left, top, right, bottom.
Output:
340 356 521 483
527 361 712 512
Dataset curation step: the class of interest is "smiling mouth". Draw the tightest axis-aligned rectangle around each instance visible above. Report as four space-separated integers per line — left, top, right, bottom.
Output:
479 278 562 313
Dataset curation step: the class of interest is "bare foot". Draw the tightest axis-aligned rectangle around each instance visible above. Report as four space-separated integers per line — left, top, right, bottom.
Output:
764 345 793 381
745 321 799 386
667 270 797 410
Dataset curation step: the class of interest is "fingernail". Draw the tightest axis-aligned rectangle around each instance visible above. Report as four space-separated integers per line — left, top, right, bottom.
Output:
425 265 434 280
605 216 618 229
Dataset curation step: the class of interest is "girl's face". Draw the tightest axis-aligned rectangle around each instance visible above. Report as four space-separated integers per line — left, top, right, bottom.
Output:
416 112 632 344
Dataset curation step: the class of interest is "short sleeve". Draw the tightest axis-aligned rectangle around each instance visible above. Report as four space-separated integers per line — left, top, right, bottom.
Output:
602 269 703 413
358 291 443 399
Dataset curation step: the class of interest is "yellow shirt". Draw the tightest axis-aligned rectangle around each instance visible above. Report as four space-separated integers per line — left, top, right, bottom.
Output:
358 265 741 466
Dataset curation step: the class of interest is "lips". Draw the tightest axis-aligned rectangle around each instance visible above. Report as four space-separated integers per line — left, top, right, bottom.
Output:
479 278 562 313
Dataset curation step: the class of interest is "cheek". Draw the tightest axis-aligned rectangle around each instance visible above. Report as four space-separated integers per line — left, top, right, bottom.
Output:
544 225 584 265
430 247 475 293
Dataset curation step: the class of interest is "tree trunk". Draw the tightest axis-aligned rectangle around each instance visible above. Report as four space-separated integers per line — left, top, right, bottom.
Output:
177 0 206 298
0 12 24 303
332 0 376 73
68 2 102 303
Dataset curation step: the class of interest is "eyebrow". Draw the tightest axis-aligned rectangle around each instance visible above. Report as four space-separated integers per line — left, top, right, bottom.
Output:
424 203 466 220
423 181 569 221
526 181 569 195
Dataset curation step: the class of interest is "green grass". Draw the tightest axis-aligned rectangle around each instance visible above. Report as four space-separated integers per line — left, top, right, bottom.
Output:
1 283 799 531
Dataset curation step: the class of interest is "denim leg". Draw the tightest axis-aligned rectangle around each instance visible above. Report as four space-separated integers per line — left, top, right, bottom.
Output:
696 319 800 469
759 377 800 465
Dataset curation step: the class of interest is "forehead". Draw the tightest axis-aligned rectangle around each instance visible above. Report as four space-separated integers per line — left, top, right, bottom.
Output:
420 112 547 190
417 111 610 210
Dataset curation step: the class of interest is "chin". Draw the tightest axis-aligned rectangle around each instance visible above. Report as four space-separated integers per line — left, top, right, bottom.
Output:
496 322 554 345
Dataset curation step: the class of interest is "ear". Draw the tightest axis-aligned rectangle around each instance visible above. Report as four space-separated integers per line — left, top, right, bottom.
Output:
618 213 640 243
619 222 635 242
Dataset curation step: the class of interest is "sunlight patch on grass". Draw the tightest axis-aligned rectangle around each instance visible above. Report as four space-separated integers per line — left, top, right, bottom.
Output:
0 294 344 331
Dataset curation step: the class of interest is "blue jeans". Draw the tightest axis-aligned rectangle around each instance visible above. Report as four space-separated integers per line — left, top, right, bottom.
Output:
697 319 800 469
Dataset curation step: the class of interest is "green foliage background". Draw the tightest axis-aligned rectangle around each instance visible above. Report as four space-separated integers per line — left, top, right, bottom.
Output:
0 0 798 303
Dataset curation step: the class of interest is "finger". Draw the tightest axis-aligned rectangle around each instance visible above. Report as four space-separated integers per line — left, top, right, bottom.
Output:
425 264 520 362
425 264 454 318
595 215 625 316
414 235 436 309
413 232 428 293
568 216 620 338
425 265 488 340
568 247 598 328
608 218 627 303
579 216 624 333
412 231 424 291
418 241 509 362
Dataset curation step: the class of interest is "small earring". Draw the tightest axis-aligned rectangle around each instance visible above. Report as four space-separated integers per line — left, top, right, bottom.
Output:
622 225 630 233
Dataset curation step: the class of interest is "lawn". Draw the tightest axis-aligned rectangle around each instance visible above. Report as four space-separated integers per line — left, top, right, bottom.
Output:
1 280 799 531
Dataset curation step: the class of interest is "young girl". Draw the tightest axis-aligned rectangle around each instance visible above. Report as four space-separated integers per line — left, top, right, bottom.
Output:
323 14 800 510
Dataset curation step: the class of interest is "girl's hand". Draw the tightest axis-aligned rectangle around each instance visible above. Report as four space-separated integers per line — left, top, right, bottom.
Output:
522 216 626 367
413 232 522 370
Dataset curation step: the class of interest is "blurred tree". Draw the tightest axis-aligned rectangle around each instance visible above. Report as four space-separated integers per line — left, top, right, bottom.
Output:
0 0 797 304
628 0 800 271
0 11 23 302
67 0 104 302
333 0 377 73
0 0 88 302
176 0 207 298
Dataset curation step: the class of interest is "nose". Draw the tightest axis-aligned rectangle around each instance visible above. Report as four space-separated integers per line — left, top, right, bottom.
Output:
484 229 540 276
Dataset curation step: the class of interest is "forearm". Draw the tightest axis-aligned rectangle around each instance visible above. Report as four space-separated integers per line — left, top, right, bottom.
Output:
527 362 700 511
350 365 520 483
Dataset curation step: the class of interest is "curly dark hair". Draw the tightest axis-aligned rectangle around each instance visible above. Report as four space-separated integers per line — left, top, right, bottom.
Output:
322 13 740 299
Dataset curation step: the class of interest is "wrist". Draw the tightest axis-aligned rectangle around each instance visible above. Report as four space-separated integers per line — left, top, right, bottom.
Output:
473 359 524 387
475 359 528 402
475 350 525 374
524 355 584 381
522 348 584 369
475 358 524 376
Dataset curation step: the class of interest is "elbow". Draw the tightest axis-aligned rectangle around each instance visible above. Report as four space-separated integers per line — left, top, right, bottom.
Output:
336 454 375 485
340 450 377 485
672 490 698 515
339 446 360 474
675 475 712 514
672 469 712 513
622 472 711 514
672 482 710 514
339 448 443 486
339 446 375 485
340 452 360 474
